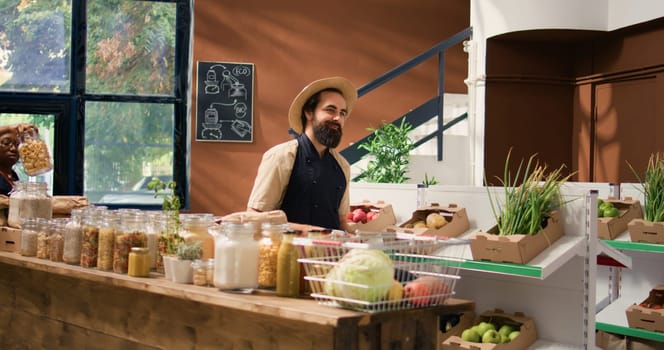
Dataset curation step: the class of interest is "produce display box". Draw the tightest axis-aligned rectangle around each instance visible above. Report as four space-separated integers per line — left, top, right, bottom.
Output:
598 197 643 240
387 203 470 238
438 311 475 348
469 210 563 264
626 285 664 333
628 219 664 244
441 309 537 350
345 200 397 233
0 226 21 252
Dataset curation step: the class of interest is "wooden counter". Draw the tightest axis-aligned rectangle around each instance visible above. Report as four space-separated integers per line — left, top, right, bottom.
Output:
0 252 473 350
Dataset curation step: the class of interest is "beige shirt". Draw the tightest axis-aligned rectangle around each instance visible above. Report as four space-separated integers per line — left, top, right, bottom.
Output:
247 139 351 224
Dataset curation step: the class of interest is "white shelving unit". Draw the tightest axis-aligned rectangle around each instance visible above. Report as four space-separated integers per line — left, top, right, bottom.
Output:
349 182 637 349
589 182 664 344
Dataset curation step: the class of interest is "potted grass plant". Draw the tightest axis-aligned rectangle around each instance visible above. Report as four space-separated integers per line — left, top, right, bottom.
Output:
170 240 203 284
471 151 575 264
627 153 664 244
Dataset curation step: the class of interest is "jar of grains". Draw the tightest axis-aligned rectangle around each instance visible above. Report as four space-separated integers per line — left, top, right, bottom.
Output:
276 230 301 297
62 208 83 264
8 181 53 228
257 222 289 289
97 210 119 271
18 128 53 176
213 222 259 290
192 259 209 286
36 218 52 259
19 217 40 257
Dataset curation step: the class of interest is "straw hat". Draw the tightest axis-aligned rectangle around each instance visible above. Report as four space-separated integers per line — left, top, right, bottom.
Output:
288 77 358 134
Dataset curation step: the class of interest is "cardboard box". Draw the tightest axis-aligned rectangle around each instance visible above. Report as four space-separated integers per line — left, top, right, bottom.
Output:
439 311 476 348
469 210 563 264
0 226 21 252
598 197 643 240
387 203 470 238
626 285 664 333
628 219 664 244
441 309 537 350
346 200 397 233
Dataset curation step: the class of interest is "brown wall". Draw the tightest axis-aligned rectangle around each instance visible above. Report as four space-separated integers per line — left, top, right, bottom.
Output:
190 0 470 215
484 18 664 184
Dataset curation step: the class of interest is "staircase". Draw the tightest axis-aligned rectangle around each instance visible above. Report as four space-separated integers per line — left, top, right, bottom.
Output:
339 27 473 185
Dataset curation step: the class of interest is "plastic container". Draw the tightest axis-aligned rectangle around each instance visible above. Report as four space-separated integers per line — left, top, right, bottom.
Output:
18 128 53 176
257 222 288 289
212 221 259 290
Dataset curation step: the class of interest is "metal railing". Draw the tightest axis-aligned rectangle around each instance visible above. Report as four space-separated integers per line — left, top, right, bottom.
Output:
340 27 472 165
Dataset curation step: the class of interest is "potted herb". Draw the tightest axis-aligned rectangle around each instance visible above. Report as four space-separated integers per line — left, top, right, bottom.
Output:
627 153 664 243
148 177 183 275
171 240 203 284
471 151 575 264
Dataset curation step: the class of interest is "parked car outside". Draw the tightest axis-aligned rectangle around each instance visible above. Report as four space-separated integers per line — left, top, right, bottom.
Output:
97 175 172 205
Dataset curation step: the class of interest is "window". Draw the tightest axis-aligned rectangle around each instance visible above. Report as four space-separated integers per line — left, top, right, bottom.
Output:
0 0 191 208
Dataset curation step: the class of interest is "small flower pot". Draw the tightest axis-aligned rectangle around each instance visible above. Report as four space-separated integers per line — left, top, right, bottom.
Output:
171 258 194 284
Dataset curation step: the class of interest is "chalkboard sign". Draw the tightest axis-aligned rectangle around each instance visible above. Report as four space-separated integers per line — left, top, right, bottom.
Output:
195 61 254 142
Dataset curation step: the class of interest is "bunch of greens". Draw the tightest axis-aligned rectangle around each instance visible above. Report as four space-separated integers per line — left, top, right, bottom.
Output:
627 153 664 222
356 119 414 183
487 151 574 235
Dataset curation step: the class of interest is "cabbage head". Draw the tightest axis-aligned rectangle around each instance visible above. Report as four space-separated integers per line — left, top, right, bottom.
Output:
324 248 394 302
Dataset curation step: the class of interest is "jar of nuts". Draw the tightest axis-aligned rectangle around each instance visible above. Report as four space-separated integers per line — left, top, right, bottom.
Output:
18 128 53 177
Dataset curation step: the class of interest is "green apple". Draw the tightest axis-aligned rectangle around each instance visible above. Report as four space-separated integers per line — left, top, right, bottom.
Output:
476 322 496 336
481 329 501 344
604 207 619 217
470 325 480 334
498 324 514 338
508 330 521 341
500 333 510 343
460 328 481 343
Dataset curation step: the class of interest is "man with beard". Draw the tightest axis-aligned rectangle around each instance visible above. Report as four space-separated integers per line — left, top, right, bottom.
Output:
247 77 357 231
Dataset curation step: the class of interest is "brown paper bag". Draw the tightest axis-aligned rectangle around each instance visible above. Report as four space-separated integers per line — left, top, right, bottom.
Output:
596 331 662 350
52 195 89 216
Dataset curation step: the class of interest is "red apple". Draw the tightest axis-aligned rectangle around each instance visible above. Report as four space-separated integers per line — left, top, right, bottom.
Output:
366 211 378 222
351 208 367 223
346 212 354 222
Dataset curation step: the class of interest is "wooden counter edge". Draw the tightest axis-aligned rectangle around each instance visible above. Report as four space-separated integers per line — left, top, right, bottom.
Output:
0 251 474 327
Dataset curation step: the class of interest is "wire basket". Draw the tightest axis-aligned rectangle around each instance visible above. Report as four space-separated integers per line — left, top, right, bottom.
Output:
294 232 469 313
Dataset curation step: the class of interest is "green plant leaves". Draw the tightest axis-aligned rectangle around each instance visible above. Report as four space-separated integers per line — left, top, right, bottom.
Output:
356 118 414 184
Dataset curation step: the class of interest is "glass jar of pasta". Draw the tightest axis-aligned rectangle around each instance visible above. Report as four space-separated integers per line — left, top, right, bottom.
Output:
113 212 147 274
257 222 289 289
97 210 119 271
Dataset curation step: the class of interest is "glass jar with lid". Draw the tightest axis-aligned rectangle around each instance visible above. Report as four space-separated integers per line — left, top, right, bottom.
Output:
128 247 151 277
192 258 209 286
80 206 103 268
62 208 83 264
144 211 163 271
97 210 119 271
8 181 52 228
19 217 40 257
181 213 214 259
257 222 289 289
276 230 301 297
36 218 51 259
49 219 65 262
18 128 53 176
213 221 259 290
113 212 147 274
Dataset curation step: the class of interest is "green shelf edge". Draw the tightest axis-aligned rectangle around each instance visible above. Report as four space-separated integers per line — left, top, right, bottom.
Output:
603 240 664 253
420 258 542 278
596 322 664 342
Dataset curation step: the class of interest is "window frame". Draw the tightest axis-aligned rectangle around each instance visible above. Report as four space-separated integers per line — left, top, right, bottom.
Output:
0 0 192 209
